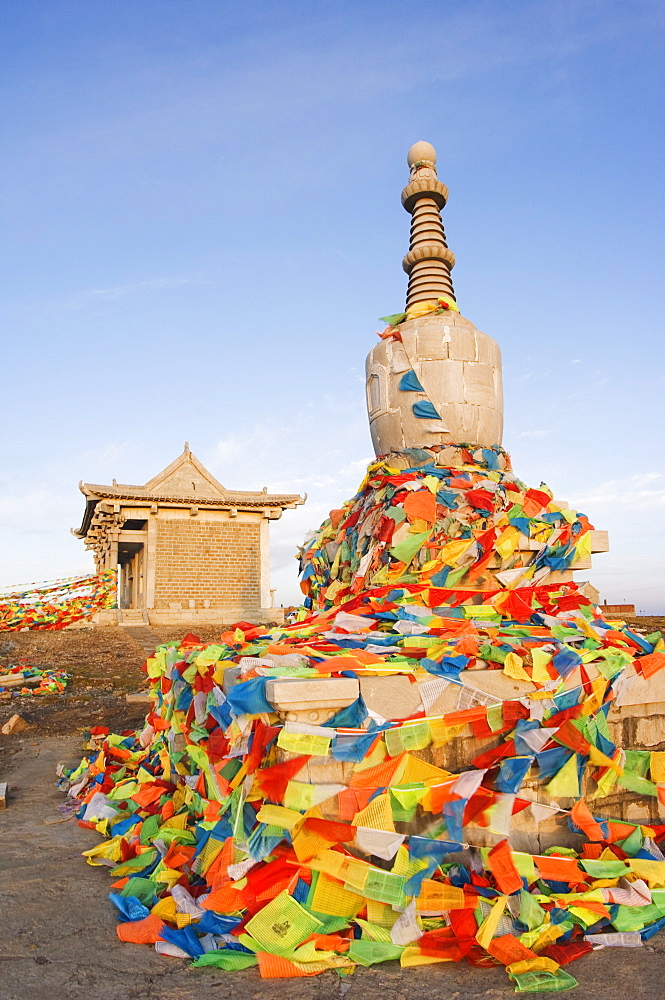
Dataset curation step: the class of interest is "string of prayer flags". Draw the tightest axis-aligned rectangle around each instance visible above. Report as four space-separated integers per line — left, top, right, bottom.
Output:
0 569 117 631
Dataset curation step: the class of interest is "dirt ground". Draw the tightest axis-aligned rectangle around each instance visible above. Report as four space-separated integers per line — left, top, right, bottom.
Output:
0 623 233 743
0 619 664 1000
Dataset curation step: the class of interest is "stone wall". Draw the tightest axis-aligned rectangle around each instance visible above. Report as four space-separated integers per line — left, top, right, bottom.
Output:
153 517 261 610
262 669 665 856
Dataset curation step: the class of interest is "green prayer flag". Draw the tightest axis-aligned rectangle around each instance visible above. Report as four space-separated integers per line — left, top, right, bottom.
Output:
389 529 433 565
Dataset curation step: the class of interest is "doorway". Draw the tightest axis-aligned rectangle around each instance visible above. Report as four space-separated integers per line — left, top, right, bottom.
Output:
118 542 144 609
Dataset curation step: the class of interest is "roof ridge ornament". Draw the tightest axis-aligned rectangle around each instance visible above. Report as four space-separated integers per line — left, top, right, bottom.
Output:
401 140 456 310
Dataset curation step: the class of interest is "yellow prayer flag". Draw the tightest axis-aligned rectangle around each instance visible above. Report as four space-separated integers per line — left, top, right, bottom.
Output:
306 849 347 878
256 803 303 830
400 946 451 966
310 873 365 918
507 957 560 976
592 764 618 799
651 752 665 782
545 754 580 799
629 859 665 887
283 780 317 812
353 792 396 833
495 526 521 561
151 896 178 921
573 531 592 563
476 894 508 950
277 730 332 756
531 648 552 684
503 652 532 682
428 719 469 747
401 754 453 785
438 538 476 567
367 899 399 928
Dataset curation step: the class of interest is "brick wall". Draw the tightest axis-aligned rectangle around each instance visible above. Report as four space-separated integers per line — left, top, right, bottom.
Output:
153 518 261 608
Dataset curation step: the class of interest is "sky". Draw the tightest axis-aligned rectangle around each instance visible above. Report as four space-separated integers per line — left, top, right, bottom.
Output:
0 0 663 612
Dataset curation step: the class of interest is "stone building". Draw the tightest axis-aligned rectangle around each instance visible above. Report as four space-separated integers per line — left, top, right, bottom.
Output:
74 445 304 625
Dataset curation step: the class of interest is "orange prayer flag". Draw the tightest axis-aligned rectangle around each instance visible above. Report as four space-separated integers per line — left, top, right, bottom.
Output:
304 818 356 843
570 798 606 842
314 656 370 673
487 839 523 895
535 855 587 883
404 489 437 525
257 952 325 978
347 648 385 664
605 821 647 844
349 753 406 789
117 914 165 945
305 932 351 951
466 548 494 582
552 720 591 755
425 780 457 814
337 787 374 820
442 707 488 727
160 799 175 821
522 495 546 517
417 879 466 912
636 651 665 679
199 882 242 914
148 712 171 731
206 836 235 886
569 899 611 920
162 842 196 870
203 799 223 822
487 933 536 966
456 635 481 656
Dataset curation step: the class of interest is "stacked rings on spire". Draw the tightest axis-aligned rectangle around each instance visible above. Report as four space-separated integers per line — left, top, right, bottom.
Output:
401 148 456 309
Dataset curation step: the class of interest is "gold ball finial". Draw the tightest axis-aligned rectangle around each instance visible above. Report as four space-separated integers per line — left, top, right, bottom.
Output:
407 140 437 168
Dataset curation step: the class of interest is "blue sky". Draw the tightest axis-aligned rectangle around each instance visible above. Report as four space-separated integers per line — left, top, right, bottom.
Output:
1 0 663 612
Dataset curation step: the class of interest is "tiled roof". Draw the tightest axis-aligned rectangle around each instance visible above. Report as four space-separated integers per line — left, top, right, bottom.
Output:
80 483 304 506
74 484 305 537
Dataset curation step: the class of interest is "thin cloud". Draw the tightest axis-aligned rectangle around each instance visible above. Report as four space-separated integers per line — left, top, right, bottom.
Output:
570 472 665 510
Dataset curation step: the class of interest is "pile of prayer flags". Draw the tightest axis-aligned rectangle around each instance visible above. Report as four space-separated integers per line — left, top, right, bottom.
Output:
297 447 594 613
0 661 70 696
61 451 665 990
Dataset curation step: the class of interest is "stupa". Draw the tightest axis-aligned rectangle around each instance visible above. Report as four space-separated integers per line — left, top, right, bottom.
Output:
366 140 503 455
63 144 665 987
297 142 608 610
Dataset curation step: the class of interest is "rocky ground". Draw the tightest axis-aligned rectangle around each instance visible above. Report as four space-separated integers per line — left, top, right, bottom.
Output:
0 618 664 1000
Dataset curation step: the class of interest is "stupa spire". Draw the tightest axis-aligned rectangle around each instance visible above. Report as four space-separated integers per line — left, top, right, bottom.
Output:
401 140 456 309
